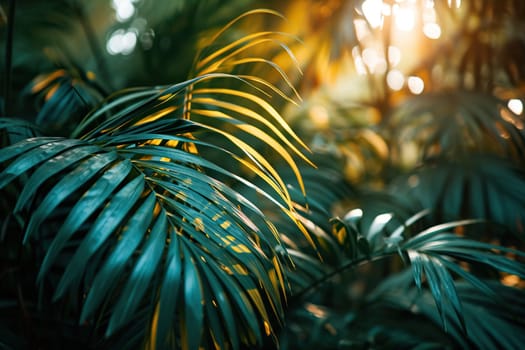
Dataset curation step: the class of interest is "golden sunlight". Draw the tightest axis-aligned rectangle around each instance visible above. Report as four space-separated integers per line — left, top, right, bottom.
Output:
393 4 416 32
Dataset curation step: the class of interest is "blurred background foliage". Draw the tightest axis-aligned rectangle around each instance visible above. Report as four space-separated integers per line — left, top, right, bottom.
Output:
2 0 525 349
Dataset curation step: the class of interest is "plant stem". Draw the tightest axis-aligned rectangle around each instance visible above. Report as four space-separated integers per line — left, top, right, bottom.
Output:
3 0 15 117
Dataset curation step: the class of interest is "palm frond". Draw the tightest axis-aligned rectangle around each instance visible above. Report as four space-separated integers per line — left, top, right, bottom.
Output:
370 274 525 350
26 68 105 136
287 208 525 349
0 11 313 349
0 117 41 147
389 91 525 163
390 154 525 235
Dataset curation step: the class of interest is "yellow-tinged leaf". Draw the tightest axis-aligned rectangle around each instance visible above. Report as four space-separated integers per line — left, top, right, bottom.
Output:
132 106 177 127
191 89 311 153
237 74 301 104
45 83 60 101
146 139 163 146
220 221 231 229
176 191 187 201
264 268 283 321
197 32 281 71
272 256 286 298
221 265 233 275
200 57 301 103
263 321 272 337
165 139 180 148
233 264 249 275
231 244 250 253
188 121 292 202
31 69 66 93
246 289 270 327
148 301 161 350
194 217 205 232
197 9 285 60
192 107 309 194
153 203 162 217
158 93 174 101
183 141 199 154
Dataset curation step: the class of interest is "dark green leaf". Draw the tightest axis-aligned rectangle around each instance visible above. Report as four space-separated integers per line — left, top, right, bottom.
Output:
84 192 156 329
37 159 132 281
0 138 81 189
24 151 119 243
54 175 145 300
182 241 204 350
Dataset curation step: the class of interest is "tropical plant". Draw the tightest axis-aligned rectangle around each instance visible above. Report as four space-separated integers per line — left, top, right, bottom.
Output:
2 0 525 349
0 4 314 349
252 0 525 349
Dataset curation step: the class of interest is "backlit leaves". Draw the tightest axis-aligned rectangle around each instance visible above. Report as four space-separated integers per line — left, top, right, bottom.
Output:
0 10 313 350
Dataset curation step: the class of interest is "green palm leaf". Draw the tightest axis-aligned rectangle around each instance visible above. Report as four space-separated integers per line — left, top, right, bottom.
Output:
291 209 525 348
390 91 525 162
0 117 40 147
0 11 313 349
27 68 104 135
390 154 525 234
370 277 525 349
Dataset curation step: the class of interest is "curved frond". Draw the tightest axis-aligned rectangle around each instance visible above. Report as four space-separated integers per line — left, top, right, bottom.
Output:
390 154 525 234
0 12 312 347
0 117 41 147
289 207 525 349
370 276 525 350
390 91 525 163
27 68 104 136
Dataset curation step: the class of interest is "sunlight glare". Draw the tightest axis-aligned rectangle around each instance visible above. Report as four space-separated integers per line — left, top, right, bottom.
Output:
423 23 441 39
387 69 404 90
112 0 135 22
394 4 416 32
107 29 137 55
354 19 371 41
362 47 386 73
447 0 462 8
388 46 401 66
407 76 424 94
507 99 523 115
362 0 384 29
352 47 368 75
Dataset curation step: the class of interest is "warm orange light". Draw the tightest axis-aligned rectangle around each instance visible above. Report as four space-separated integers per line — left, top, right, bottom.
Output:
362 0 384 29
394 5 416 32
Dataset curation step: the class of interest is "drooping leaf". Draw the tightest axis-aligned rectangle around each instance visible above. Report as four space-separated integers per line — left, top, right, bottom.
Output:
37 159 133 281
54 175 145 300
23 150 119 243
84 192 156 328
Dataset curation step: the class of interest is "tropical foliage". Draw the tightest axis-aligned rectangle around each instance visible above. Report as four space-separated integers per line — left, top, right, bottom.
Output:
1 1 525 350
